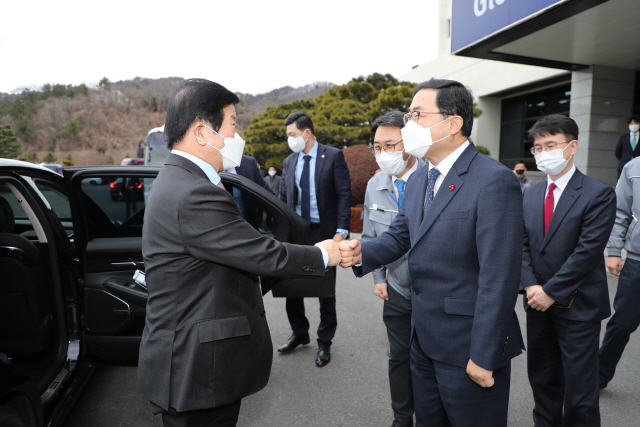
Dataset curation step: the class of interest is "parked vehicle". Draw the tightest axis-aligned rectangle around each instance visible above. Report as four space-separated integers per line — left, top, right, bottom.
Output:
0 159 326 427
120 158 144 166
109 177 143 201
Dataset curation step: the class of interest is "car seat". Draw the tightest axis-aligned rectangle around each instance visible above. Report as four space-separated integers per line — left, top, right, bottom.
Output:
0 195 51 358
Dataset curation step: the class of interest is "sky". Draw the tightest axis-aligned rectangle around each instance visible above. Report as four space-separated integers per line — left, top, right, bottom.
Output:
0 0 440 95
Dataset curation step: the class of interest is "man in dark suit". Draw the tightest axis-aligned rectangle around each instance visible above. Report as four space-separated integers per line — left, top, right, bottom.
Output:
138 79 341 427
521 114 616 426
278 111 352 367
122 176 141 217
615 116 640 178
340 78 525 426
232 154 274 194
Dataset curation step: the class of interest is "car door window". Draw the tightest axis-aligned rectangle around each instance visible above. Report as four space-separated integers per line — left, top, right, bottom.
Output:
79 175 155 238
225 182 277 238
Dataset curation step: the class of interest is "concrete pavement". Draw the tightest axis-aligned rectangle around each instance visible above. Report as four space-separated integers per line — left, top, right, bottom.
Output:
65 258 640 426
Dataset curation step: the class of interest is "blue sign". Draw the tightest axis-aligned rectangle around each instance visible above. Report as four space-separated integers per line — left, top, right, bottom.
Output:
451 0 564 53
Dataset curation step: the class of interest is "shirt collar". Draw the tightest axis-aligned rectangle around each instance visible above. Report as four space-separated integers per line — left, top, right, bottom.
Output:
298 141 318 160
547 164 576 191
428 140 470 178
171 149 221 185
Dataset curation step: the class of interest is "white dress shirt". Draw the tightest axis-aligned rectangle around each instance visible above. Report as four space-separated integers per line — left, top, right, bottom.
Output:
428 141 470 196
546 165 576 211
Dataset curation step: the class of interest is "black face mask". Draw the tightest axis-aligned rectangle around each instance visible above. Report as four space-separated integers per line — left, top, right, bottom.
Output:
515 169 525 175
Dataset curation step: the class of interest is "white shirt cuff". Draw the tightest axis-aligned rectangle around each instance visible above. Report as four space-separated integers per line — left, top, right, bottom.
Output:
318 246 329 268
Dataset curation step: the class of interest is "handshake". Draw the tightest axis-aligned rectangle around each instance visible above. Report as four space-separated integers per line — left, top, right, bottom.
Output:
315 239 362 268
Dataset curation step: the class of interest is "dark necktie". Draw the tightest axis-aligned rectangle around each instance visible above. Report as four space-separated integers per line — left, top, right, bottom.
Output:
544 183 557 235
423 168 440 218
394 179 405 209
300 155 312 224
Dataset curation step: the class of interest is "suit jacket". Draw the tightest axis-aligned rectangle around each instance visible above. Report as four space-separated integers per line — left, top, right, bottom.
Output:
279 143 352 240
354 143 524 371
138 154 325 412
521 169 616 321
615 134 640 174
265 174 282 195
236 155 273 195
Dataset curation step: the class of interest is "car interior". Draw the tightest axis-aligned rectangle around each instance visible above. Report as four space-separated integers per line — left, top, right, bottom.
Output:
0 179 68 398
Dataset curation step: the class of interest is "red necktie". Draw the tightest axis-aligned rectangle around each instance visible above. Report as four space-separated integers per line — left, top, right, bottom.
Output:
544 183 557 235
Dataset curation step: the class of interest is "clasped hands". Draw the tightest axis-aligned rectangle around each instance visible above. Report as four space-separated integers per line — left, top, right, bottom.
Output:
314 239 362 268
526 285 555 312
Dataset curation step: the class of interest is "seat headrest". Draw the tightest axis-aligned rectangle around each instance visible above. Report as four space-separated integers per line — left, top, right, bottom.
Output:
0 196 15 233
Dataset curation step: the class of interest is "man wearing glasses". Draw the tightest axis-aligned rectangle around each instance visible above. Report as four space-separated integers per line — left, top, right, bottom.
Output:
340 78 524 426
521 114 616 426
361 110 425 427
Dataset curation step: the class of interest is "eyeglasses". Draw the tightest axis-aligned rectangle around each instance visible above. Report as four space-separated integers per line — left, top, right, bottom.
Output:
530 140 573 155
403 111 445 125
369 140 403 155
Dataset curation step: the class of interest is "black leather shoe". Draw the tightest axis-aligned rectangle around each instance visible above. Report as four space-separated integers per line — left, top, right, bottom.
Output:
278 333 310 353
316 344 331 367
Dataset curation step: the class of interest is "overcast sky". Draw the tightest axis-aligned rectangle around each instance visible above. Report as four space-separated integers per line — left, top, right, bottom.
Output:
0 0 440 95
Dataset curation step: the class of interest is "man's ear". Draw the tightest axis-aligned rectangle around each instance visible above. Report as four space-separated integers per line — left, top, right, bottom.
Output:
193 123 206 146
448 116 464 135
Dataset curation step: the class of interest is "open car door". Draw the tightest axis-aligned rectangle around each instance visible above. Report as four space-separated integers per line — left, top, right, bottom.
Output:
65 167 331 365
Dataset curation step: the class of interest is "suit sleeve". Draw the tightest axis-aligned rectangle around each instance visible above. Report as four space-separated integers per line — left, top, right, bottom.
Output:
279 158 289 203
543 186 617 305
607 167 633 257
333 150 352 232
361 183 387 285
354 196 411 278
471 168 523 370
180 181 325 278
521 188 539 292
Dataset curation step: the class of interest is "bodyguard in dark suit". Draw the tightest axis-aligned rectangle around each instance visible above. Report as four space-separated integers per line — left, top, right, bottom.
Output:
614 117 640 178
278 111 352 367
233 154 274 194
521 115 616 426
138 79 342 427
342 79 525 426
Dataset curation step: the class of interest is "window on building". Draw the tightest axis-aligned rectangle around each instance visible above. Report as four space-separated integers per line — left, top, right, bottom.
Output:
499 84 571 170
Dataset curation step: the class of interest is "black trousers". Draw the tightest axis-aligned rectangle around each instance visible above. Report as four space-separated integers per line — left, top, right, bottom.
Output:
383 285 414 427
285 226 337 346
410 334 511 427
527 309 601 427
125 193 137 217
151 400 241 427
600 258 640 386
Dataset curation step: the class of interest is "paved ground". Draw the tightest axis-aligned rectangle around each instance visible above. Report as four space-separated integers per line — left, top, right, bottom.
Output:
64 255 640 426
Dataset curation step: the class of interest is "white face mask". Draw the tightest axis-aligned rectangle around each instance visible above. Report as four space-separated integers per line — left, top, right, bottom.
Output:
268 170 276 177
375 151 409 177
534 141 574 176
401 117 452 159
287 132 308 153
196 125 245 170
630 124 639 133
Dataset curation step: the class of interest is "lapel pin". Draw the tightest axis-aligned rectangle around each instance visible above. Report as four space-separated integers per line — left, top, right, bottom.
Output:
449 185 455 191
321 154 325 158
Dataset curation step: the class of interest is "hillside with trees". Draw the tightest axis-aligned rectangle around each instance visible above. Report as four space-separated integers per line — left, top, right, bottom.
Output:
0 77 333 166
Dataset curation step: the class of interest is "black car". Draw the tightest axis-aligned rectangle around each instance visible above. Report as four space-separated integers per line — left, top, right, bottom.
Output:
109 177 144 201
0 159 329 426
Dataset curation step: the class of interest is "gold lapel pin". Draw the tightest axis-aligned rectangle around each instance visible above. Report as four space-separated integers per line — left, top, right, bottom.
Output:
321 154 325 158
